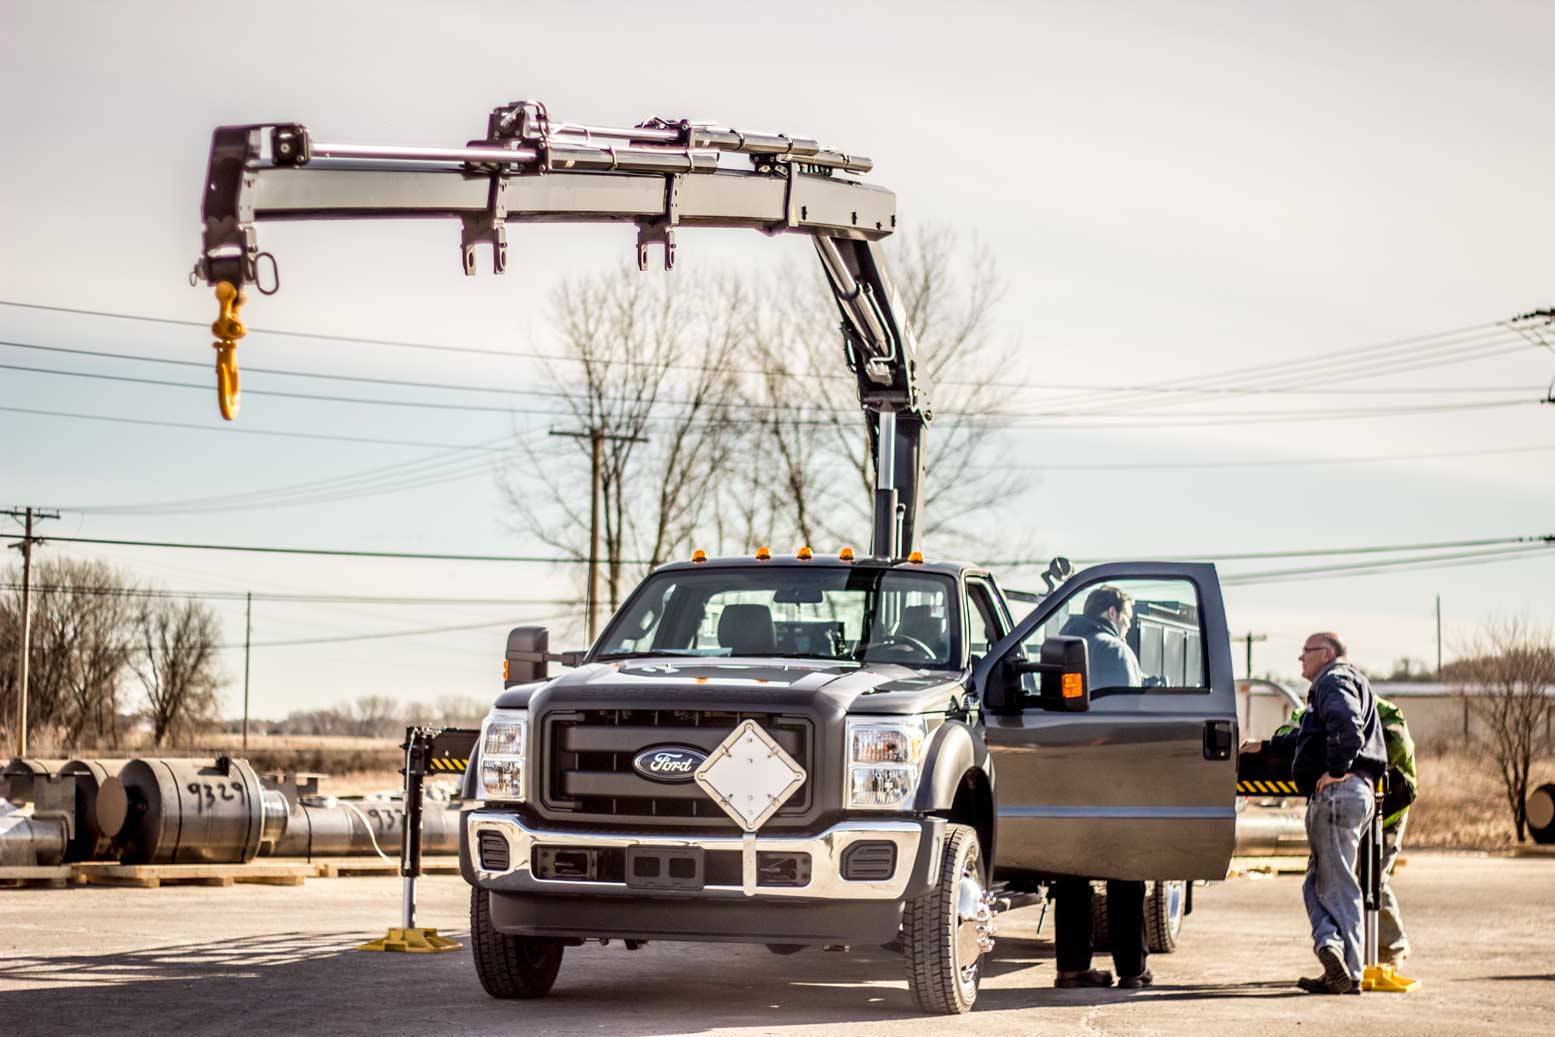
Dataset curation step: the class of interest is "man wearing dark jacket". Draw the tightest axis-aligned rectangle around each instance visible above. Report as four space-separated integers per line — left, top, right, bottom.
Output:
1244 631 1387 995
1059 586 1144 690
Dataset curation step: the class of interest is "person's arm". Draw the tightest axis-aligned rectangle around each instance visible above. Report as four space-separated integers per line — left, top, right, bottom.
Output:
1313 671 1367 785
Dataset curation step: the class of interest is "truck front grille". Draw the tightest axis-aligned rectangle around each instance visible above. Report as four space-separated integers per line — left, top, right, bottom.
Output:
540 708 812 826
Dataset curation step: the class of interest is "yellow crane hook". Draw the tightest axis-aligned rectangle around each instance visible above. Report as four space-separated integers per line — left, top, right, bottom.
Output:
211 281 247 420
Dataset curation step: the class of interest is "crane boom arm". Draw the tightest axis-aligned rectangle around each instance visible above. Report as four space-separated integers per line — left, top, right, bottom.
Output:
195 101 929 556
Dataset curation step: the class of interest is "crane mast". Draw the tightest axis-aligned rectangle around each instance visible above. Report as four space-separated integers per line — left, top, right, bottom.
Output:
195 99 928 557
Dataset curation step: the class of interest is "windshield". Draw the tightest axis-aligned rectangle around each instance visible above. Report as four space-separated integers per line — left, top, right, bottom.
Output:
596 566 961 669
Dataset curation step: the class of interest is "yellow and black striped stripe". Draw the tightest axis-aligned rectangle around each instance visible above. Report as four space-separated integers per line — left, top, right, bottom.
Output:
1237 779 1300 795
428 757 469 773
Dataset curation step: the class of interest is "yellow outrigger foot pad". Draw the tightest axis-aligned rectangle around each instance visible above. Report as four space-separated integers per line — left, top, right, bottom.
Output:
1362 964 1420 992
357 927 462 953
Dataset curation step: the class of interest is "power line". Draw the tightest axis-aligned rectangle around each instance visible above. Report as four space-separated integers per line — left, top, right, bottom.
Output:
8 403 1549 480
1221 543 1554 586
0 583 581 606
3 359 1538 430
231 615 566 649
990 533 1554 568
16 533 643 565
2 337 1536 404
0 405 511 452
4 297 1547 397
18 529 1550 570
971 442 1555 472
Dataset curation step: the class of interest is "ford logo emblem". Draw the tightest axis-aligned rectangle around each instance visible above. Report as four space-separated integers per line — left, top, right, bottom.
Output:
632 746 707 784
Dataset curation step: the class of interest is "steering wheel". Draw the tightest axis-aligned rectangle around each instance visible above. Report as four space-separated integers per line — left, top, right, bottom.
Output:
865 634 939 662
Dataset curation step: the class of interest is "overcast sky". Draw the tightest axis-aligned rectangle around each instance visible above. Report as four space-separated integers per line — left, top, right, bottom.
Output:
3 1 1552 720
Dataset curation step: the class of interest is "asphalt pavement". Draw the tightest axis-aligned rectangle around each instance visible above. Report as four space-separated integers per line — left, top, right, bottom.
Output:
2 852 1551 1035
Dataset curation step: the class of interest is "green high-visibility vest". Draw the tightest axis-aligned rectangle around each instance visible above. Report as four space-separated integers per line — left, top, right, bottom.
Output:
1275 696 1418 828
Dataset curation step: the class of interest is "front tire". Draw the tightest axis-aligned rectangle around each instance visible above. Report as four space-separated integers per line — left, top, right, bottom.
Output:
903 823 993 1014
470 887 565 999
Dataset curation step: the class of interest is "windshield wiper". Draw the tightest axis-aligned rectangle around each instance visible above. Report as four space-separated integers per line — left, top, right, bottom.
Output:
596 648 726 660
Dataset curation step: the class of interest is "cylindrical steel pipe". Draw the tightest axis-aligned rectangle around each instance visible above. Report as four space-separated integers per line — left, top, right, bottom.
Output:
97 757 268 865
311 142 541 165
265 799 460 859
308 140 718 176
1234 806 1309 856
0 810 68 867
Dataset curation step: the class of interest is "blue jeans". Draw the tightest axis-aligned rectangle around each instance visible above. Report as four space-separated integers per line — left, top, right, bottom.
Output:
1302 776 1374 980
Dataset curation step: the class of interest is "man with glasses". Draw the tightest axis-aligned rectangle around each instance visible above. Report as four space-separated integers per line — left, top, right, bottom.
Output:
1243 632 1388 994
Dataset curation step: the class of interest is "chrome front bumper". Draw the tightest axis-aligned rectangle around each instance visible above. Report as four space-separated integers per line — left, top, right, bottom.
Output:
467 811 928 900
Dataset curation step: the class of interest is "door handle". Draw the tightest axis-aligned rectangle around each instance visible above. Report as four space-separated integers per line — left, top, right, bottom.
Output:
1202 720 1233 760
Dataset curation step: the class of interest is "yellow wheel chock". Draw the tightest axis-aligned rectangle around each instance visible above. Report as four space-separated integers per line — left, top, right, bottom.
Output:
357 927 462 954
211 281 246 420
1362 963 1420 993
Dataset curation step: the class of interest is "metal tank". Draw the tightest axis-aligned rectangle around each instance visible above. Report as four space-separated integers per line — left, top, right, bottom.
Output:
97 756 273 864
58 759 132 861
1 758 71 803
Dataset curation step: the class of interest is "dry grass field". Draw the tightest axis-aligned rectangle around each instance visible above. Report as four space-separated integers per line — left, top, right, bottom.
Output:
1407 747 1555 849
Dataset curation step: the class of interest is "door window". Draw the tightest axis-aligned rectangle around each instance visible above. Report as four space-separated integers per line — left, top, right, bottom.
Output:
1024 578 1207 693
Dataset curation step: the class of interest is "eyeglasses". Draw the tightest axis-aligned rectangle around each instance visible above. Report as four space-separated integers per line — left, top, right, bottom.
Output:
1300 646 1329 656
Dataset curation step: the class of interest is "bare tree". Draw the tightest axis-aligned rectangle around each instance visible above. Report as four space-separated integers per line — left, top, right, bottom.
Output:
351 695 404 739
745 223 1018 555
132 597 223 747
1454 618 1555 842
500 265 746 615
1 559 138 748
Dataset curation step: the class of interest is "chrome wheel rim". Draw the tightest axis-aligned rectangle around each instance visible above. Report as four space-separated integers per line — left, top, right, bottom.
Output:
953 852 996 994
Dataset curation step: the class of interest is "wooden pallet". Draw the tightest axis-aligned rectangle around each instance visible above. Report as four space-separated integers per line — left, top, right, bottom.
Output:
72 861 312 888
0 865 76 889
1228 854 1309 877
269 855 461 879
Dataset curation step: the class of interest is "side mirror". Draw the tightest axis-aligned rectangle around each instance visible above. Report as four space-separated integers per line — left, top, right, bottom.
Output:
1000 635 1091 712
505 626 550 687
1035 636 1090 711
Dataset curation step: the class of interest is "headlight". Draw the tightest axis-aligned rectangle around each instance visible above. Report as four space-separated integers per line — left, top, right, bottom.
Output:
479 709 528 802
845 715 927 810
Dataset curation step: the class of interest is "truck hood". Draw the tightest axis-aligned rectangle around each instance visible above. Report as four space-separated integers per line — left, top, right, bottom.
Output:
494 656 964 715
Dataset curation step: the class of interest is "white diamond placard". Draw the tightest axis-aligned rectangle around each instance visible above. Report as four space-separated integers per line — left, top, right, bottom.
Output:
694 719 807 832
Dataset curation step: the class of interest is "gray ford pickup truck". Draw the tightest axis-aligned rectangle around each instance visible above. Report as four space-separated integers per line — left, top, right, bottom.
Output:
460 551 1239 1013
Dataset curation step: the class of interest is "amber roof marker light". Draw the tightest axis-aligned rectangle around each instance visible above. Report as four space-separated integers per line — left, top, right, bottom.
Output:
691 549 708 564
838 546 855 562
755 546 772 561
797 546 814 560
907 551 924 564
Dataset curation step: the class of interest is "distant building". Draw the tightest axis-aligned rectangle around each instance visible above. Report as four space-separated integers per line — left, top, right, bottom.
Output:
1238 678 1553 745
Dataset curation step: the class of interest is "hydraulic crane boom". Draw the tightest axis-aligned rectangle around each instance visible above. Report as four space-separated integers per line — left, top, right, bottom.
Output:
194 99 928 557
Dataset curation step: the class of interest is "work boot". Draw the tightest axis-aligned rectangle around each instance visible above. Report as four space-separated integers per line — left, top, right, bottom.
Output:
1054 969 1113 988
1296 946 1355 994
1117 969 1153 989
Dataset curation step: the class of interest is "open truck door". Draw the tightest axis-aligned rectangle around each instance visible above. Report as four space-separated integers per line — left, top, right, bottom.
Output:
976 562 1238 881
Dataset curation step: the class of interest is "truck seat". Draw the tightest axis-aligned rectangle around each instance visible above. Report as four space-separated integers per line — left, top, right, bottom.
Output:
894 604 946 657
718 603 777 654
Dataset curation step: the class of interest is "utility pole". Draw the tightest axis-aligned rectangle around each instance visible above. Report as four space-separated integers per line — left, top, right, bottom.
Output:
242 591 253 751
4 508 60 757
1435 594 1442 680
550 427 648 643
1235 632 1268 680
